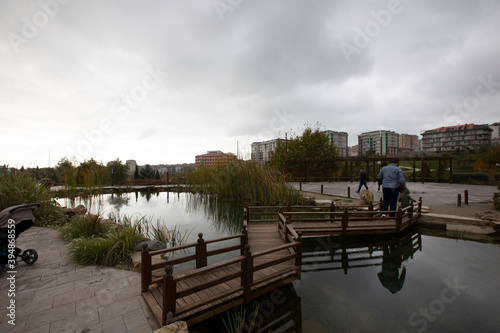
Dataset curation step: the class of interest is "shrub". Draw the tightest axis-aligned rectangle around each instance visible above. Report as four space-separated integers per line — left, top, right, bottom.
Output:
60 214 110 241
0 171 67 226
451 173 490 184
69 237 122 266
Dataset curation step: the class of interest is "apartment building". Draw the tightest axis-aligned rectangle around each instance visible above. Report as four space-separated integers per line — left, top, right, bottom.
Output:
195 150 236 168
358 130 399 156
490 122 500 145
421 123 492 153
323 130 349 157
251 139 285 164
399 134 419 151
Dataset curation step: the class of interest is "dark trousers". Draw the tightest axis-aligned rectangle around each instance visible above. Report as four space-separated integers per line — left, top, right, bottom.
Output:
382 187 399 217
357 179 368 191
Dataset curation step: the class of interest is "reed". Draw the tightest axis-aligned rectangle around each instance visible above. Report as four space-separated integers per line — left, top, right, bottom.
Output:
0 171 66 226
222 304 260 333
187 160 304 205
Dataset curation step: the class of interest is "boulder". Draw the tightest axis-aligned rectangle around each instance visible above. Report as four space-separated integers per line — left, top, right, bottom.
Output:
64 204 87 217
154 321 188 333
135 240 167 251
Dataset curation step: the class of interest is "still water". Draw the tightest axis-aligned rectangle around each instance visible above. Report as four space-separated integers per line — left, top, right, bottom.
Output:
58 192 500 332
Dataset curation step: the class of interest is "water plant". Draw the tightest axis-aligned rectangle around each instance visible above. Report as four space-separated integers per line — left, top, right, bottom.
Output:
134 215 194 247
222 304 260 333
187 160 304 205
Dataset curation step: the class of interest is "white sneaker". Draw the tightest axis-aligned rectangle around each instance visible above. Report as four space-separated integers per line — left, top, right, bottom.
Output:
381 214 386 217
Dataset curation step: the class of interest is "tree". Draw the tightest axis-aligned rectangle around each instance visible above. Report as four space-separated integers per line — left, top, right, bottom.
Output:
139 164 156 179
270 125 338 179
134 165 139 180
106 159 129 184
55 157 76 186
76 158 105 186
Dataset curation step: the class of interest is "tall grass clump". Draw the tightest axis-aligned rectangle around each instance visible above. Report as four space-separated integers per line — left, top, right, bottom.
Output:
135 215 194 247
68 214 146 266
0 171 66 226
60 214 110 241
222 304 260 333
187 160 303 205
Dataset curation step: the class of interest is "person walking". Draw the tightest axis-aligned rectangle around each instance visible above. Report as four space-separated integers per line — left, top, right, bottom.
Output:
377 160 406 217
356 168 368 193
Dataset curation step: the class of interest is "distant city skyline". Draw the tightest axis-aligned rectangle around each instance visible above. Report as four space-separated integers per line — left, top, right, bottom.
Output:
1 1 499 167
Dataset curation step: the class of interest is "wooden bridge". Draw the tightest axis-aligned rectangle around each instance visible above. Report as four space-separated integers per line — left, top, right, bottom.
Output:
141 198 422 327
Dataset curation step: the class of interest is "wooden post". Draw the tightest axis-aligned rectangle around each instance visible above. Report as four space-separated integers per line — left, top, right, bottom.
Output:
295 232 302 279
243 206 249 225
409 202 414 222
396 207 402 233
341 208 348 235
457 194 461 207
366 160 370 182
330 201 335 222
347 187 351 198
379 197 383 211
418 197 422 214
421 158 425 183
196 233 207 268
141 244 151 293
162 265 175 326
412 159 416 182
299 182 302 191
464 190 469 205
438 160 442 183
449 158 453 184
350 160 353 182
241 225 248 255
305 161 309 182
321 184 324 194
241 244 253 303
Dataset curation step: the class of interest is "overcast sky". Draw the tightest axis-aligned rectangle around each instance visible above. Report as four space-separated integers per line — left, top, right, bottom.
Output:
1 0 499 168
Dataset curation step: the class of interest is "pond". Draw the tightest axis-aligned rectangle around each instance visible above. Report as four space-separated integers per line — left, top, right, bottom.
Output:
58 192 500 332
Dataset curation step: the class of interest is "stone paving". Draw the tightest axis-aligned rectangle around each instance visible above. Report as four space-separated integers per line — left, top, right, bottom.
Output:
290 181 497 206
0 227 160 333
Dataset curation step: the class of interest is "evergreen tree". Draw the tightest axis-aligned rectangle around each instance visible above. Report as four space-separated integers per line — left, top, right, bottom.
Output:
134 165 139 180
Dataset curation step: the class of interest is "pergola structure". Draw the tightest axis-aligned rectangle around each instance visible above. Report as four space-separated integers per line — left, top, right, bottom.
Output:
285 156 454 183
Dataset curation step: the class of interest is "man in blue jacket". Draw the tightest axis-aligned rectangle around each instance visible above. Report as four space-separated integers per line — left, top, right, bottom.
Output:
377 159 406 217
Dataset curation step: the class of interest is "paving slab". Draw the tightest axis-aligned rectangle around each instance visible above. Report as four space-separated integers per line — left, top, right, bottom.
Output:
290 181 497 207
0 227 160 333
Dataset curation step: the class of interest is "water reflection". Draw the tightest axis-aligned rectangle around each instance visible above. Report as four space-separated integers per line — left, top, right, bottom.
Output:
301 230 422 294
184 194 244 234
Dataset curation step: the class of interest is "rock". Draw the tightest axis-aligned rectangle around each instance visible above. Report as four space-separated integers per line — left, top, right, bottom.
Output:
360 189 374 205
135 240 167 251
154 321 188 333
64 204 87 217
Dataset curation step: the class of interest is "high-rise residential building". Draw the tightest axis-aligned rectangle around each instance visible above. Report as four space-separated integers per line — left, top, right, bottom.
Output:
251 139 284 164
399 134 419 151
358 130 399 156
195 150 236 168
490 122 500 145
349 145 359 157
323 130 349 157
126 159 137 177
421 123 492 153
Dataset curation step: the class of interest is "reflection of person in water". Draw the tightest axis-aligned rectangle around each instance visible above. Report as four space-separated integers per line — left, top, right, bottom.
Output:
377 244 406 294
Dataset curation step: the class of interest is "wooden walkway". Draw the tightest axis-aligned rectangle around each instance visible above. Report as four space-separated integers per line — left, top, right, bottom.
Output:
141 199 421 328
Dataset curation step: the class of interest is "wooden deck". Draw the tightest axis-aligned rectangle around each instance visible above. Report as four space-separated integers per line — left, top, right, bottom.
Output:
141 199 422 328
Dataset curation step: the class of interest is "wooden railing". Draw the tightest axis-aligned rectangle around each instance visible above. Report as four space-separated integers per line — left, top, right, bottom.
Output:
141 227 302 326
246 198 422 237
141 231 248 293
